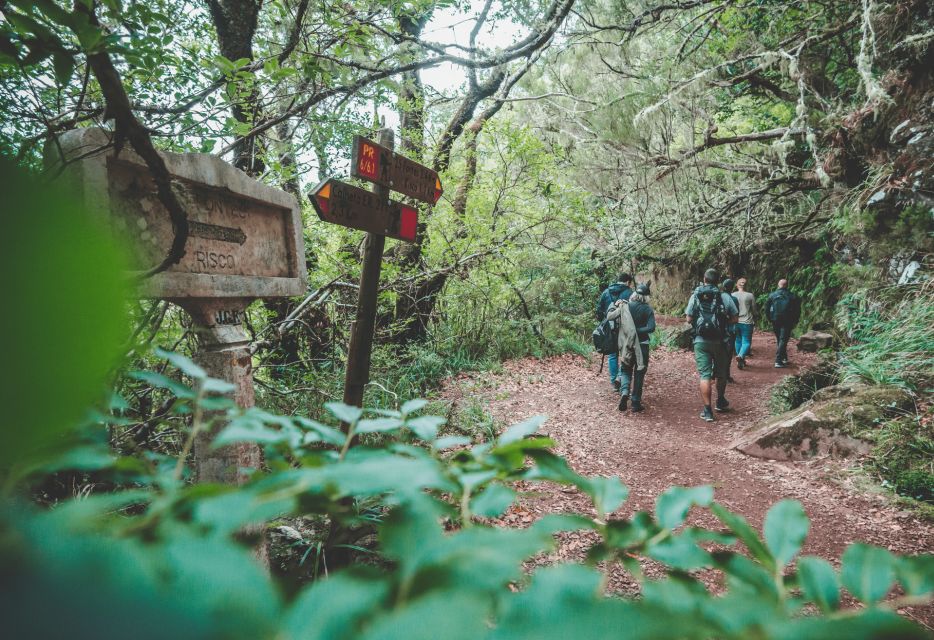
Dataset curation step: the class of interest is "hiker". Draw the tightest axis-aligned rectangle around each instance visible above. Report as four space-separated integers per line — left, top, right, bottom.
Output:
685 268 739 422
596 273 634 390
732 277 757 370
608 283 655 413
765 279 801 368
721 278 739 383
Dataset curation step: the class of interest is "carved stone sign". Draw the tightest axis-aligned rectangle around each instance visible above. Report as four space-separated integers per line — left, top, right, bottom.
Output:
52 128 307 301
47 128 308 488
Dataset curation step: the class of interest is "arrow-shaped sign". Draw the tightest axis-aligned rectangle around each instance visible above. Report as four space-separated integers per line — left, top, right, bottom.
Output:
189 220 247 245
309 178 418 242
351 135 443 204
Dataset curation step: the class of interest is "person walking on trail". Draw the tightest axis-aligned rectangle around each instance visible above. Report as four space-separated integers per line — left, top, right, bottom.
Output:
608 283 656 413
765 279 801 368
721 278 739 383
685 269 739 423
596 273 634 390
732 277 757 370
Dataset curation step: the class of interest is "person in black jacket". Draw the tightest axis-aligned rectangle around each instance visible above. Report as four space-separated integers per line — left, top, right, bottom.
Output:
596 273 634 390
765 279 801 368
617 283 656 413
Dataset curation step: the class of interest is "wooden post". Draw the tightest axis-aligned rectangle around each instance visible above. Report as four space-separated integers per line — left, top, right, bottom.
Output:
343 128 393 408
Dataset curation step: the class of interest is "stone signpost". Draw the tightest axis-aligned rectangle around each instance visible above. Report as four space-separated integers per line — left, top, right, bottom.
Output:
49 127 306 484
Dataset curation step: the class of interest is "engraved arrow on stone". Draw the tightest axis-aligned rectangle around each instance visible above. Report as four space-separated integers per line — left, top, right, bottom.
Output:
189 220 247 245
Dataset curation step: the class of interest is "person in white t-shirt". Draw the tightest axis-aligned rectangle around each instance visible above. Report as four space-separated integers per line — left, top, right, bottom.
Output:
732 277 757 370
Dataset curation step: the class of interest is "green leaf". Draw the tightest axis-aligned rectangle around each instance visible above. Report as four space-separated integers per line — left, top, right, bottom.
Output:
2 161 127 465
763 500 809 568
470 483 517 517
294 417 346 446
324 402 362 425
405 415 445 441
896 555 934 597
52 50 74 85
355 418 405 434
400 398 428 415
797 556 840 612
648 531 712 570
155 348 207 379
498 415 546 445
284 570 389 640
711 503 775 571
200 378 236 394
841 544 896 604
432 435 471 450
580 476 629 518
655 485 714 530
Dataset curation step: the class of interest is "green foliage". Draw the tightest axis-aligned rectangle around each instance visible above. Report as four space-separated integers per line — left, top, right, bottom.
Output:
0 159 128 468
2 353 932 638
838 287 934 391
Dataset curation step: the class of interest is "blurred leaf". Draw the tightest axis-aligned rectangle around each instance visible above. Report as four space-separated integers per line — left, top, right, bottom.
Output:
1 159 127 465
580 476 629 518
325 402 362 425
763 500 809 568
895 554 934 597
355 418 405 434
156 349 207 379
655 485 714 530
400 399 428 415
497 415 546 445
711 503 775 571
284 570 389 640
129 371 195 399
405 415 445 441
470 483 516 517
797 556 840 613
841 544 896 604
432 435 471 450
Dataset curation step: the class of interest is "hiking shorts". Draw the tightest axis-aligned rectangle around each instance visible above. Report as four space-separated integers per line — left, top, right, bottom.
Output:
694 341 728 381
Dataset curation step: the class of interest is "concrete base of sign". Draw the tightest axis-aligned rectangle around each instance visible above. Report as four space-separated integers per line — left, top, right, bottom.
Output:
181 298 262 485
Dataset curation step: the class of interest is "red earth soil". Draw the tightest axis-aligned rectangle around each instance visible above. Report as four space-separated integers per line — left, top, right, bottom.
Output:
442 325 934 628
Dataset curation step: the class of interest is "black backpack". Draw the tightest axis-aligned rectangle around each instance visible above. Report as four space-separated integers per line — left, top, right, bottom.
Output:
592 315 619 355
770 290 791 323
692 285 727 340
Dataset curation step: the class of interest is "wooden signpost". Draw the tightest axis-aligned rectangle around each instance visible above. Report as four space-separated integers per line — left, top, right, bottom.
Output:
50 127 307 485
309 129 443 409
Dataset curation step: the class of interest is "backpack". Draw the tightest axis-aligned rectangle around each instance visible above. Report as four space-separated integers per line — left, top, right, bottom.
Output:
770 290 791 323
692 285 728 340
592 315 619 355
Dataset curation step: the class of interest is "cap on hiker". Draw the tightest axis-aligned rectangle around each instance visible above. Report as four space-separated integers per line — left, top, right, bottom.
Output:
635 283 651 296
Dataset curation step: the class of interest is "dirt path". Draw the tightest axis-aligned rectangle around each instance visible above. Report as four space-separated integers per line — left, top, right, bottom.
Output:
443 327 934 627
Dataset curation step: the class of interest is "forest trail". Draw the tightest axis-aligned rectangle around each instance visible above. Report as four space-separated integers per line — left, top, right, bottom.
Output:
443 323 934 627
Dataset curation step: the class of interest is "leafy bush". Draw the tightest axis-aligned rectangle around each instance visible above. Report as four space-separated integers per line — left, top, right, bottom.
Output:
2 353 932 639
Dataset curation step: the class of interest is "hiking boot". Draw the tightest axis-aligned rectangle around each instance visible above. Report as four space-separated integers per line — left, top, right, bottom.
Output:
618 395 628 412
631 401 644 413
736 357 745 370
700 406 714 422
613 379 621 392
727 376 737 383
715 397 730 412
774 362 786 368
